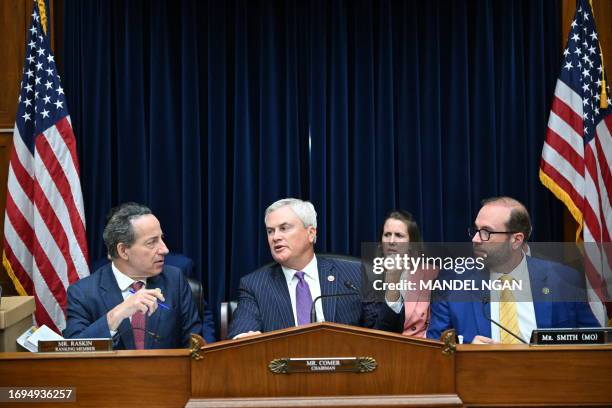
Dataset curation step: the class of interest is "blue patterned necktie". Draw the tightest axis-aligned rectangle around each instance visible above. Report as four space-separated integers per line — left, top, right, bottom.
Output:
295 271 313 325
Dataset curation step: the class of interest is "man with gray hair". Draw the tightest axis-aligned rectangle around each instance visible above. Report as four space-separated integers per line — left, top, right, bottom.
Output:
64 202 202 349
228 198 403 339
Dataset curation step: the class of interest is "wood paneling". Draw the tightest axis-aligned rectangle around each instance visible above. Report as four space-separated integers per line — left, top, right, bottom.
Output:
0 0 30 130
456 344 612 406
192 324 456 399
0 349 192 408
1 328 611 407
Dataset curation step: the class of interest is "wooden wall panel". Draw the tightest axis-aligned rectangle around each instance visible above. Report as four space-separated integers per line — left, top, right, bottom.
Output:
0 0 31 130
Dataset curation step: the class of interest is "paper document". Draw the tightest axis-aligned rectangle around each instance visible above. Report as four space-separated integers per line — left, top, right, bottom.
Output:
17 325 64 352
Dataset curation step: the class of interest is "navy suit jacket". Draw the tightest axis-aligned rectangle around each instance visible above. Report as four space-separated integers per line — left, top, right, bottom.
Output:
427 257 600 343
227 256 403 339
63 264 202 349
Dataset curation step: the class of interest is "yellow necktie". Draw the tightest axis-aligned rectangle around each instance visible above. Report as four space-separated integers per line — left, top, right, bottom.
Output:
499 275 521 344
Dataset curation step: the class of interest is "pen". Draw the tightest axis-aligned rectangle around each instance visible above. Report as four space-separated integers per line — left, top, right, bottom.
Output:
128 288 171 310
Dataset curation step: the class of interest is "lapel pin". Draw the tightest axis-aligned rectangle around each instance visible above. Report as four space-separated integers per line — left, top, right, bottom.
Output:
542 287 550 295
327 275 335 282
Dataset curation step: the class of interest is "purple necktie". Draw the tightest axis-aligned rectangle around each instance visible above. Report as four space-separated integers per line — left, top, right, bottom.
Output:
295 271 313 325
130 281 145 349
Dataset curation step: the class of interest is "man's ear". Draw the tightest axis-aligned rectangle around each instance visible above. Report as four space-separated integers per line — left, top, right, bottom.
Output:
308 227 317 243
511 233 525 250
117 243 129 260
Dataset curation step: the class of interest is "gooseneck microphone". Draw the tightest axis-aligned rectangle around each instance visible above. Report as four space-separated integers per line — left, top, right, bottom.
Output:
113 327 161 342
481 296 527 344
309 281 360 323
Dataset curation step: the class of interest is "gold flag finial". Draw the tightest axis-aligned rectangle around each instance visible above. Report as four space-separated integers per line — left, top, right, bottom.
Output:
36 0 47 35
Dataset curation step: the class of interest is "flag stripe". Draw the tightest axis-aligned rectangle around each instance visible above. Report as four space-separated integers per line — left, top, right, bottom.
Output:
548 110 584 154
551 96 584 137
48 118 86 223
553 79 583 118
543 127 585 177
36 131 89 278
5 193 67 309
2 229 34 294
540 153 585 210
32 174 79 284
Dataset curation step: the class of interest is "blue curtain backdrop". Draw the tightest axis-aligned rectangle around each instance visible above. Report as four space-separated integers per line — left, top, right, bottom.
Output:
60 0 564 331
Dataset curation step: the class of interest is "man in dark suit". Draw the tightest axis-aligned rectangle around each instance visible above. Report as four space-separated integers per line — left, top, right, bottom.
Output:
427 196 599 344
228 198 403 339
63 202 201 349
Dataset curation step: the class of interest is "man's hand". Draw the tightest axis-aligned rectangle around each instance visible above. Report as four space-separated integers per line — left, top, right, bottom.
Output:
471 335 499 344
107 288 165 331
233 331 262 340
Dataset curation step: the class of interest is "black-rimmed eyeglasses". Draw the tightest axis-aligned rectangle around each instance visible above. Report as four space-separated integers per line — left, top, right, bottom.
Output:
467 227 519 241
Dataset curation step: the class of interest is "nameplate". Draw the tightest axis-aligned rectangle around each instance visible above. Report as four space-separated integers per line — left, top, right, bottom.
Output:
530 328 611 345
38 339 113 353
268 357 377 374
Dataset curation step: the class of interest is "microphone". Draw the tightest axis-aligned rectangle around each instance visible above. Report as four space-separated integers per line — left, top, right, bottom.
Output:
481 296 527 344
310 281 360 323
113 327 162 344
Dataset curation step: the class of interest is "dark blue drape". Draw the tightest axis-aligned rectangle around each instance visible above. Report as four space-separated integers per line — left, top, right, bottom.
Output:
60 0 564 331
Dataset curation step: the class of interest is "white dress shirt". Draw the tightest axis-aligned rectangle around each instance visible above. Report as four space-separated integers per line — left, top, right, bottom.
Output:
489 255 537 343
282 255 325 324
109 263 147 336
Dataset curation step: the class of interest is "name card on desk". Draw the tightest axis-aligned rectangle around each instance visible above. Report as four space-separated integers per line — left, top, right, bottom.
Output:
38 339 113 353
269 357 377 374
530 328 611 345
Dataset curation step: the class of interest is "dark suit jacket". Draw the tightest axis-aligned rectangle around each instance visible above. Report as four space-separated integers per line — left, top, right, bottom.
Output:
426 256 600 343
227 256 403 339
63 264 202 349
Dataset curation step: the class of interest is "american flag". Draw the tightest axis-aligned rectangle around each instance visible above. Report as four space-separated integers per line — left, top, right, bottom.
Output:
2 0 89 334
539 0 611 326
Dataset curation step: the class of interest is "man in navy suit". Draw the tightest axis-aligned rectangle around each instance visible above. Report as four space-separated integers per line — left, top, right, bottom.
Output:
427 197 599 344
63 203 201 349
228 198 403 339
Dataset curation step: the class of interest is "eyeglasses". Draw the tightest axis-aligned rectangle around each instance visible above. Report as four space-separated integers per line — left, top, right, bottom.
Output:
467 227 519 241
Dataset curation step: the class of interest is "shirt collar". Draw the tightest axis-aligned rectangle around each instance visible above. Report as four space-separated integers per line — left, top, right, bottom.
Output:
282 255 318 285
490 253 528 283
111 262 146 291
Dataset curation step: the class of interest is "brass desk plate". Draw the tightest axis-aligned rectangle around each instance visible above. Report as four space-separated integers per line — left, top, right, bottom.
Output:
38 339 113 353
269 357 377 374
